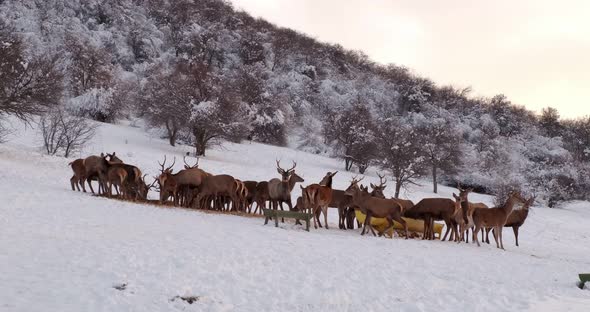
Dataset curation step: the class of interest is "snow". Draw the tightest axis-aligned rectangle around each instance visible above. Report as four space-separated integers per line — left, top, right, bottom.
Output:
1 119 589 312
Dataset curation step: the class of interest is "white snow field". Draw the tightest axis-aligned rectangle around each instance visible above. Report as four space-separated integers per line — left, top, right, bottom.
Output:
1 120 589 312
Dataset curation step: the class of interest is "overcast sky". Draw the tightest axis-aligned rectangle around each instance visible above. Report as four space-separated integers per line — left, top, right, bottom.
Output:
230 0 590 119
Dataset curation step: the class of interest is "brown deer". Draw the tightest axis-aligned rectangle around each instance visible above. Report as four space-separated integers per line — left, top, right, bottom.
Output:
345 178 408 238
472 191 526 249
317 171 352 229
485 195 534 246
253 181 269 214
242 181 258 213
106 165 128 198
234 179 249 211
83 152 123 194
156 156 208 206
268 161 304 221
194 174 240 210
369 173 387 198
404 196 463 240
69 158 86 192
456 184 489 242
302 171 337 229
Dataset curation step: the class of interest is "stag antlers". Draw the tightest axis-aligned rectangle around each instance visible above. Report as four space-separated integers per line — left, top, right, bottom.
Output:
183 156 199 169
275 160 297 174
158 155 176 173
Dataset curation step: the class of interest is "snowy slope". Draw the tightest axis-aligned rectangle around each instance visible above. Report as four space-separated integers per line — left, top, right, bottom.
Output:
1 120 589 312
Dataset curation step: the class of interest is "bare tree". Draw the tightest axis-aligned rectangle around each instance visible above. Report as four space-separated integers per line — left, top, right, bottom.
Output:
375 114 426 198
415 108 463 193
0 19 63 124
40 109 97 157
324 103 376 173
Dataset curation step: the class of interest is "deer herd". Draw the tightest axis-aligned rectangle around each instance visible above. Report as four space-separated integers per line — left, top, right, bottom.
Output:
69 153 534 250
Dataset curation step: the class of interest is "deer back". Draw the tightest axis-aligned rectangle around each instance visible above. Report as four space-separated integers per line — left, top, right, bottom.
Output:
70 159 85 176
200 174 236 196
173 168 208 187
243 181 258 199
405 198 456 219
328 189 352 208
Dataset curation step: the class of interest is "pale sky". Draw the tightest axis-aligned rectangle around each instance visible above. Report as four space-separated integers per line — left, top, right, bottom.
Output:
230 0 590 119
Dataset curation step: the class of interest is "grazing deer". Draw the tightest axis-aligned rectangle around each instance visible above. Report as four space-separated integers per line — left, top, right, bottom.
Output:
404 196 463 240
302 171 337 229
69 159 86 192
268 161 304 221
345 178 408 238
485 195 534 246
472 191 526 249
253 181 269 214
194 174 240 210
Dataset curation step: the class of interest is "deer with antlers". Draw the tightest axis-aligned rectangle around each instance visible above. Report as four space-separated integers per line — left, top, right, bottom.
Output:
268 161 304 221
156 156 208 206
345 177 409 238
472 191 526 249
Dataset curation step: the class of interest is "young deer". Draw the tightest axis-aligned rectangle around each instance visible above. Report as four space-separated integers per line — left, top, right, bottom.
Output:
253 181 269 214
485 195 534 246
69 159 86 192
319 172 353 229
302 171 337 229
472 191 526 249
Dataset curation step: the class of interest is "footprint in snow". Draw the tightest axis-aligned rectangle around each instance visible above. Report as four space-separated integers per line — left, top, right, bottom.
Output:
113 283 127 291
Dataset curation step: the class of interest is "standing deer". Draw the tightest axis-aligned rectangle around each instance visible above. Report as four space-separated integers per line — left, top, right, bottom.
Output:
156 156 208 206
302 171 337 229
404 196 463 240
194 174 240 210
318 171 352 229
253 181 269 214
472 191 526 249
83 152 123 194
69 159 86 192
345 178 408 238
268 161 304 222
242 181 258 213
369 173 387 198
456 184 489 243
485 195 534 246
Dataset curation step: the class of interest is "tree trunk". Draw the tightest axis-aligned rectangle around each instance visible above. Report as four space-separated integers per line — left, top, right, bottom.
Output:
344 157 353 171
165 120 177 147
432 165 438 194
394 179 402 199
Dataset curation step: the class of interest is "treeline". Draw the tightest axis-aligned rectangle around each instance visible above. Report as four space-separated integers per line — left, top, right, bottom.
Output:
0 0 589 206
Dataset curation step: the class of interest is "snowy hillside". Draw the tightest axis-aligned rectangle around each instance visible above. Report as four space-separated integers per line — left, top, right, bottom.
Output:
1 120 589 312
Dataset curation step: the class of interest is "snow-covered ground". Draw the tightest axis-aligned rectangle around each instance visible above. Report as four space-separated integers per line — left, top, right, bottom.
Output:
1 120 589 312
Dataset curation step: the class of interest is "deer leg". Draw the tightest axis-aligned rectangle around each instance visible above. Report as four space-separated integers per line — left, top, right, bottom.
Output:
361 212 370 235
485 228 491 244
70 176 77 191
473 225 481 247
323 206 329 230
499 227 505 250
513 226 519 247
442 222 451 241
87 177 95 194
395 215 408 239
492 227 500 249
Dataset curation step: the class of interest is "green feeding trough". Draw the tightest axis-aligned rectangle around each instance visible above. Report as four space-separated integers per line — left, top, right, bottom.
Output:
579 274 590 289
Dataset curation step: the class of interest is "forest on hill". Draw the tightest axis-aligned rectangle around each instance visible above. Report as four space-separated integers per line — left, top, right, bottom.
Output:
1 0 589 205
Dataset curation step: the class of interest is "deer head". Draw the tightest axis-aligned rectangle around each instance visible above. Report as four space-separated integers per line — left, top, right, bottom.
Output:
106 152 123 164
276 160 296 181
319 171 338 187
344 176 364 196
370 173 387 198
452 193 464 217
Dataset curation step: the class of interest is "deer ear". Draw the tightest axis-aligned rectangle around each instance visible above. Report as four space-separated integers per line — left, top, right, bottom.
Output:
331 171 338 176
300 185 304 190
382 185 387 190
101 152 104 157
112 152 116 156
370 183 375 188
